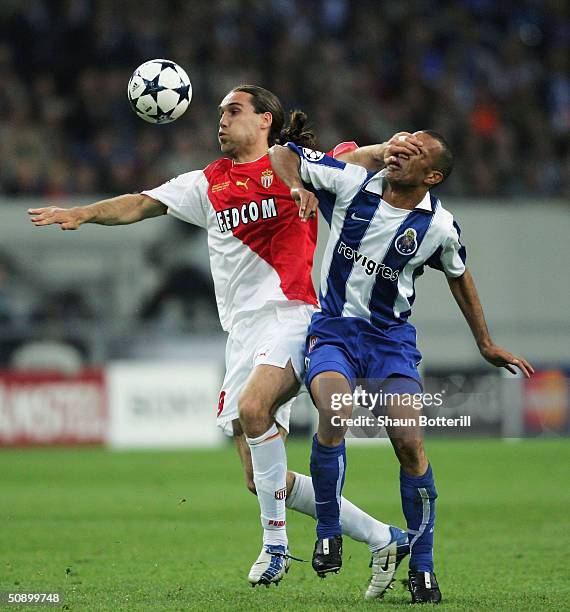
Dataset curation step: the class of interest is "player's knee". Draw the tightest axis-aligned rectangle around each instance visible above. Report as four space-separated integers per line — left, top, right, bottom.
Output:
317 401 351 424
393 436 423 452
238 395 267 426
393 437 425 465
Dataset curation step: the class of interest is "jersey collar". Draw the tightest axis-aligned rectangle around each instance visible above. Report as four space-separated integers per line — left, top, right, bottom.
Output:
231 153 268 166
363 170 435 214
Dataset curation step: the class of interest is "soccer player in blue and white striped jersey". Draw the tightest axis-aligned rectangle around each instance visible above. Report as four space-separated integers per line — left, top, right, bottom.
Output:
269 132 533 603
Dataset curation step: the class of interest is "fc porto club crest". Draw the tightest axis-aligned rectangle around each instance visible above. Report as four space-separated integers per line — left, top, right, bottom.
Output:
261 169 274 188
395 228 418 256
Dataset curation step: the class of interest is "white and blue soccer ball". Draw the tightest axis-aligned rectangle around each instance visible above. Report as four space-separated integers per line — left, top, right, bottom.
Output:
127 59 192 124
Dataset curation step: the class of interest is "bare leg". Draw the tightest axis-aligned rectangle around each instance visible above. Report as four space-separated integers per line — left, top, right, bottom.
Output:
385 395 428 477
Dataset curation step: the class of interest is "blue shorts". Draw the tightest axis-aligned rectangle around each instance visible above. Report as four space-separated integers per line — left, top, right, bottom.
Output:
304 313 422 390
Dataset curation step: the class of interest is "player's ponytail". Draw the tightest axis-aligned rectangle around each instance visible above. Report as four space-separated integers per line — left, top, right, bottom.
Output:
279 110 317 148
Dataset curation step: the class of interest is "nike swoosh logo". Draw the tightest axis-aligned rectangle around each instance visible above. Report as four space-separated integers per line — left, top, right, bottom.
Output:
351 213 371 222
380 553 391 572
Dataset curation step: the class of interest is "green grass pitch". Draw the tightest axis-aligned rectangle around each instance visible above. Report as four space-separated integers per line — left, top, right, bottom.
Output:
1 439 568 611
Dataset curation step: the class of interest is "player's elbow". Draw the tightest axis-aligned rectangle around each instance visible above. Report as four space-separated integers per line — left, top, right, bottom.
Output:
268 144 286 158
268 144 297 166
446 268 468 285
138 195 168 220
268 144 284 165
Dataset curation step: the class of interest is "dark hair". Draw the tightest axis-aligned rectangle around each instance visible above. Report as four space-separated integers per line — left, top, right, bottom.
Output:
423 130 454 183
231 85 316 148
278 110 316 148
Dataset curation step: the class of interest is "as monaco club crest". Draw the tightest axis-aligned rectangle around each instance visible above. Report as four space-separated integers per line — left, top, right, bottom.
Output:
261 169 274 188
395 228 418 256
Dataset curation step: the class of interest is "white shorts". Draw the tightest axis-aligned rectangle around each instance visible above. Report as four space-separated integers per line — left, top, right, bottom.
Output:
216 301 315 436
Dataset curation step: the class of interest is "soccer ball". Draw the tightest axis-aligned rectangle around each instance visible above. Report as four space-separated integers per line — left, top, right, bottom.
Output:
127 59 192 124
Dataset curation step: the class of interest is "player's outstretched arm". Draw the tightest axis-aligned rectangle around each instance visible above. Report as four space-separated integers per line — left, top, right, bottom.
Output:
336 132 424 171
447 269 534 378
268 145 319 222
28 194 167 230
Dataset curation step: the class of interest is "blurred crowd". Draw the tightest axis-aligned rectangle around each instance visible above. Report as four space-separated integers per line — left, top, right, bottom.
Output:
0 0 568 199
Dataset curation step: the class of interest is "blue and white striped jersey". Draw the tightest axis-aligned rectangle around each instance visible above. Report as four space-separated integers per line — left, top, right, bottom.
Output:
286 143 467 328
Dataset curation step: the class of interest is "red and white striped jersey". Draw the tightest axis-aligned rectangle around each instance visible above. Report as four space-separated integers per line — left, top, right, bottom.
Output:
143 145 357 331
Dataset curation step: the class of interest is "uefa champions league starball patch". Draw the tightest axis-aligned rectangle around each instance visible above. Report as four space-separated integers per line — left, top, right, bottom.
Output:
395 228 418 255
302 148 325 161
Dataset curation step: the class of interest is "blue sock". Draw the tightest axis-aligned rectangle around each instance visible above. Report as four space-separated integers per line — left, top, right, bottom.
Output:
400 463 437 573
310 434 346 539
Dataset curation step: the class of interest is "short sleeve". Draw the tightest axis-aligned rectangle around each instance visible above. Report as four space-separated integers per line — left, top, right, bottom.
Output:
329 141 359 157
285 142 367 225
426 220 467 277
142 170 209 228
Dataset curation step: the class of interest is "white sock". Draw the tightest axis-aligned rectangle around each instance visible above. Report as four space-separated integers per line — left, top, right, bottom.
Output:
246 424 287 548
286 472 391 551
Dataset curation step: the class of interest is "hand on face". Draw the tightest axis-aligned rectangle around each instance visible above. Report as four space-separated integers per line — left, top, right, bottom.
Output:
383 131 443 187
385 132 424 161
383 132 423 180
